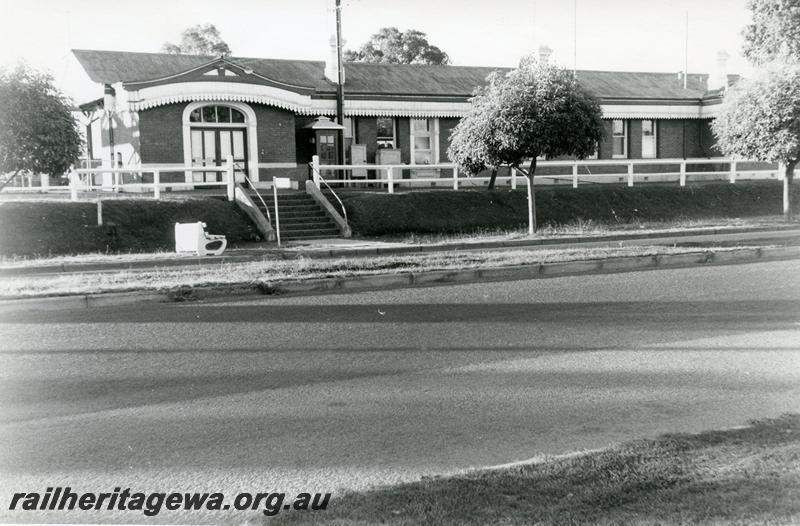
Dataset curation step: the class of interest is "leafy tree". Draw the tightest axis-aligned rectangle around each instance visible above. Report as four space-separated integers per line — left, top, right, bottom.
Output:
0 65 82 190
344 27 449 65
448 57 602 232
162 24 231 56
712 63 800 219
743 0 800 64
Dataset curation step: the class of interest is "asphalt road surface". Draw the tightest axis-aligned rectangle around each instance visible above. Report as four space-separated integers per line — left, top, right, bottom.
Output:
1 260 799 523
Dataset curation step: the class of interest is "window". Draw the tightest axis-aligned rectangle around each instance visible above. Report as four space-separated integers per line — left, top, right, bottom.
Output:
612 119 627 158
376 117 396 149
641 119 657 159
411 118 435 164
189 105 246 124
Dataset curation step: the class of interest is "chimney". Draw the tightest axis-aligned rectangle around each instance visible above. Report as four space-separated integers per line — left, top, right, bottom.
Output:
709 50 730 91
324 35 345 84
538 45 553 65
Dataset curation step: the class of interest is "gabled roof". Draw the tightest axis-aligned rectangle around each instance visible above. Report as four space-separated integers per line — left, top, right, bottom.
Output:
72 49 733 102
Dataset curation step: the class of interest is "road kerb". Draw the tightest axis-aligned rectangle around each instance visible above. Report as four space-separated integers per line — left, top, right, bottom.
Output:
2 246 800 312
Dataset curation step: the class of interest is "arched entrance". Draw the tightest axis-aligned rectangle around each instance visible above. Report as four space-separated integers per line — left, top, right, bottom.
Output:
182 102 258 184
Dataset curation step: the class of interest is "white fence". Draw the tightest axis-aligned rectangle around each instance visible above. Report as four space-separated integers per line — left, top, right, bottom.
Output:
0 157 238 202
1 155 791 200
310 156 788 193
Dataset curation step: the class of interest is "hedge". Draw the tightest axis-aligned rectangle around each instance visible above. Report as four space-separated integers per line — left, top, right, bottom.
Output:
338 181 799 236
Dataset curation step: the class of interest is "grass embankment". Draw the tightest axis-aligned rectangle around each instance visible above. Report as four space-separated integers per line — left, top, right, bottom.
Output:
0 245 754 298
339 181 800 236
0 198 261 257
275 414 800 525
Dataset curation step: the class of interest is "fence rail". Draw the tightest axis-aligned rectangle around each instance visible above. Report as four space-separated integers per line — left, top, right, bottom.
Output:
1 156 792 201
310 156 788 193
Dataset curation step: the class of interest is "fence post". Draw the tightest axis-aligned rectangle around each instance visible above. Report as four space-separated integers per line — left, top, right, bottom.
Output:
41 173 49 191
453 166 459 190
572 163 579 189
226 155 235 201
69 166 78 202
511 167 517 190
680 161 686 187
96 199 103 226
153 170 161 200
311 155 321 189
729 160 737 184
387 167 394 194
627 163 634 187
780 162 789 216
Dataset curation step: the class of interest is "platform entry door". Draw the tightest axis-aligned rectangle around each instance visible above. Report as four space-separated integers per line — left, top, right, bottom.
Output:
316 131 339 165
191 128 248 183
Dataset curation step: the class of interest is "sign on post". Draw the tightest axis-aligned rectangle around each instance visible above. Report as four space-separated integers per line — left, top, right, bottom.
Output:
272 177 292 246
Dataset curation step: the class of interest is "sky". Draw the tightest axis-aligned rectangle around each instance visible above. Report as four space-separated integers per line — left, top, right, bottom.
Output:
0 0 753 104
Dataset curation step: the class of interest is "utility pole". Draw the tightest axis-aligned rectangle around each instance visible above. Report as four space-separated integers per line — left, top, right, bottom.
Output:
335 0 346 165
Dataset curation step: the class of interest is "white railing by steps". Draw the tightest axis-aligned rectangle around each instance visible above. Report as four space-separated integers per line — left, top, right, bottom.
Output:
244 174 271 224
309 157 348 226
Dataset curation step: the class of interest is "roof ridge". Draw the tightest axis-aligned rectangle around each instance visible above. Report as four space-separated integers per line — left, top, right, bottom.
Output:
72 48 326 65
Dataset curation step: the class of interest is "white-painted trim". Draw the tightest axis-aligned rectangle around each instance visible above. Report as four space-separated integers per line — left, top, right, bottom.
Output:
257 162 298 169
602 103 721 119
182 101 259 182
130 82 326 115
125 79 722 120
344 99 469 118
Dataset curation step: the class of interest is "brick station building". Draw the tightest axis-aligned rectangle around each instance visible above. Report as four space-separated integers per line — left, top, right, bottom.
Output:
72 47 736 189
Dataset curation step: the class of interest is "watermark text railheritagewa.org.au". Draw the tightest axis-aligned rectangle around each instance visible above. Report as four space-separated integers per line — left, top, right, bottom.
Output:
8 487 331 516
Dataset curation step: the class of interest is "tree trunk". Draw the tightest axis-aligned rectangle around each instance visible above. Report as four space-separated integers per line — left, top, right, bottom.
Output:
784 160 796 221
487 168 498 191
0 169 21 192
528 158 537 233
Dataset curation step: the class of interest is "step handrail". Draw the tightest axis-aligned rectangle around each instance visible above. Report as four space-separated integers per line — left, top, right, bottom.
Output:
309 163 348 226
244 174 271 224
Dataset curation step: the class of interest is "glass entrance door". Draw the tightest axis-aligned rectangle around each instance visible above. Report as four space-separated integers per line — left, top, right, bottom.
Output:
190 128 248 183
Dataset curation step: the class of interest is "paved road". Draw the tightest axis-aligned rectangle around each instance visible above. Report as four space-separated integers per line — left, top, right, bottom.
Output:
1 260 799 523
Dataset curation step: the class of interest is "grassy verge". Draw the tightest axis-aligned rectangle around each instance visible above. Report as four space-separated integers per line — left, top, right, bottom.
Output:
0 198 261 258
0 245 761 298
274 414 800 525
395 215 796 245
338 181 800 236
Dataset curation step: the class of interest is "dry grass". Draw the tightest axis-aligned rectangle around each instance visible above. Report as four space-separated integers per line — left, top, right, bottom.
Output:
397 216 793 246
273 414 800 525
0 245 754 298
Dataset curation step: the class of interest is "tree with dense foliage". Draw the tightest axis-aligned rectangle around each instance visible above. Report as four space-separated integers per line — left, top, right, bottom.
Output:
743 0 800 64
712 63 800 219
448 57 603 232
713 0 800 219
0 65 82 190
344 27 449 65
162 24 231 56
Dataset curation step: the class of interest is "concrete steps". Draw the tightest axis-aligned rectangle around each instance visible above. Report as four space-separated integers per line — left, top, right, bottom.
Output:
249 190 341 241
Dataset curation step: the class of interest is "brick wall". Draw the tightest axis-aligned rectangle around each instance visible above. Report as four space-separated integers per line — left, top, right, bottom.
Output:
439 118 459 162
397 118 410 164
628 120 642 159
139 104 184 164
253 105 296 163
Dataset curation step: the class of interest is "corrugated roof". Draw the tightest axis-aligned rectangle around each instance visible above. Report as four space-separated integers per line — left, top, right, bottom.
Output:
72 49 725 101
